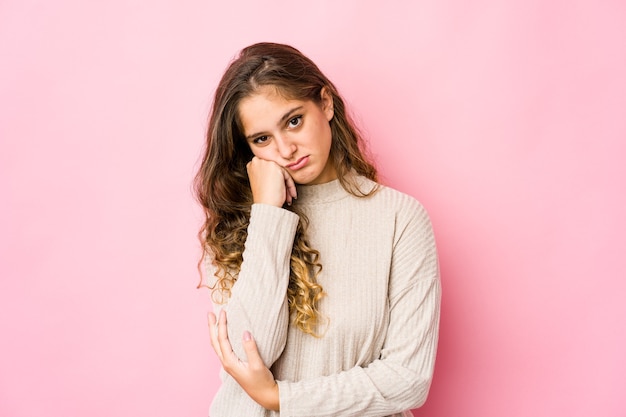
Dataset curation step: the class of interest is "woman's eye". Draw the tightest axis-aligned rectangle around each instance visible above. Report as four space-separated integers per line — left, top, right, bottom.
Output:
253 135 269 145
288 116 302 128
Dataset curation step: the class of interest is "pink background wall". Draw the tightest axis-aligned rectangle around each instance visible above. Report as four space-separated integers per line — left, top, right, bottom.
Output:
1 0 625 416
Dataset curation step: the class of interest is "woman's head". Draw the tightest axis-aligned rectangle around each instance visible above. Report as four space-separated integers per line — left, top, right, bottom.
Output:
238 84 336 185
202 42 376 199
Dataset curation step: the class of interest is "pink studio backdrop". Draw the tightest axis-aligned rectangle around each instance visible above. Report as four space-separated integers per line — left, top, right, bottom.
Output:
1 1 625 416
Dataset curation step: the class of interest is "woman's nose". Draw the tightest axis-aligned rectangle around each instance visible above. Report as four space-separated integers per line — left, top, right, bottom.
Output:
275 136 296 159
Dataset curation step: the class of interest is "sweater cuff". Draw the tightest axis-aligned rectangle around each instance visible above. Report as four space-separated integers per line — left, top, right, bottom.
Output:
245 204 300 266
248 203 299 236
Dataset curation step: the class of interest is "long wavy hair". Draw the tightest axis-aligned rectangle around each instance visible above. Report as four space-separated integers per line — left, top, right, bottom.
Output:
195 42 378 336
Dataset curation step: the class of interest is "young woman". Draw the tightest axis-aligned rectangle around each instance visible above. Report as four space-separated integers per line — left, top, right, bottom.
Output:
195 42 441 417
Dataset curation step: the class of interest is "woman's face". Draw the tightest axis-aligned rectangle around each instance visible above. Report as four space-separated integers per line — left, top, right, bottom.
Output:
238 86 336 185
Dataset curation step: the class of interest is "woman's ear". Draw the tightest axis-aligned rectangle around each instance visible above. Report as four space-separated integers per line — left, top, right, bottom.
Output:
320 86 334 121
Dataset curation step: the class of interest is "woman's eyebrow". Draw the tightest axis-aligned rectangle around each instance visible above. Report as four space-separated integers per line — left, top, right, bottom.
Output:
245 106 304 140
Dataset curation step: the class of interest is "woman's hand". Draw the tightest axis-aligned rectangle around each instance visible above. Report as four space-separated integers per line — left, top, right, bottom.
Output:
208 310 280 411
247 157 297 207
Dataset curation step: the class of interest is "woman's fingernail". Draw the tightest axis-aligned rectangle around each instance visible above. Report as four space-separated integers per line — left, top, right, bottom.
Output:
243 331 252 342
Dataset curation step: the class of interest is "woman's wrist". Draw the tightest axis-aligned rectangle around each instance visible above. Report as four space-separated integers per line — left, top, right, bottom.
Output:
268 381 280 411
258 380 280 411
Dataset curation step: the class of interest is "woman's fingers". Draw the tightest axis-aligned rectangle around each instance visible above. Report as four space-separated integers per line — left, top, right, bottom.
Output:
208 311 223 360
216 310 241 372
247 157 296 207
210 310 263 368
209 310 243 369
242 330 265 370
282 168 297 204
208 310 239 371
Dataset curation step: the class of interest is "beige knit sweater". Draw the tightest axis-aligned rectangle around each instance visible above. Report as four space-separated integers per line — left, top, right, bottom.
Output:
208 176 441 417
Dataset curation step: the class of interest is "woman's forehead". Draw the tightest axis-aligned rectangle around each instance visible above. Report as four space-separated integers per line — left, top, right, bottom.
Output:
239 92 309 129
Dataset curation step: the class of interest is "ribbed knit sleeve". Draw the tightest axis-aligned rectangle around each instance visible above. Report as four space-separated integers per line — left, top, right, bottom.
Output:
276 200 441 417
209 203 299 364
208 204 300 417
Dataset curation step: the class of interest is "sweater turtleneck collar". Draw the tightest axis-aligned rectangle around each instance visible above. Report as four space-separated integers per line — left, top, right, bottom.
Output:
294 173 377 205
295 178 346 205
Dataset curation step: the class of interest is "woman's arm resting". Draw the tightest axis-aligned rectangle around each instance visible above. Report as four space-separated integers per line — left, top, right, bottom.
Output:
207 204 299 365
209 276 440 416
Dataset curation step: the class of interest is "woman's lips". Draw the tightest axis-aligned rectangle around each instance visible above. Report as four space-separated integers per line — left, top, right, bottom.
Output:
286 155 309 171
